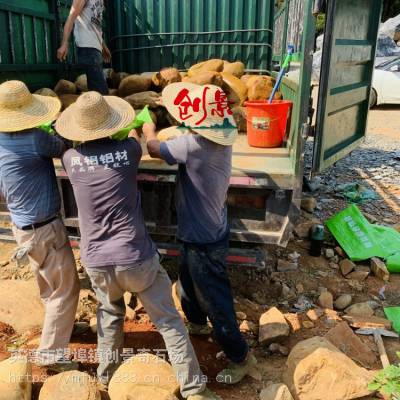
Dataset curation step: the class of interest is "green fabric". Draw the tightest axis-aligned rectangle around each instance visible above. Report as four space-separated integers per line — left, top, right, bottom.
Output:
384 307 400 334
37 121 55 135
112 106 153 141
326 205 400 271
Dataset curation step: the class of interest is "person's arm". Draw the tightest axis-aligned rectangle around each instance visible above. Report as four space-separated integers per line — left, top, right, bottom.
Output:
36 130 67 159
102 41 112 64
143 123 189 165
142 123 162 159
57 0 87 61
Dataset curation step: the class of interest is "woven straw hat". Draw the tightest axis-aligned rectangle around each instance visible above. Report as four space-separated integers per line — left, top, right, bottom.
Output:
0 80 61 132
56 91 135 141
162 82 237 146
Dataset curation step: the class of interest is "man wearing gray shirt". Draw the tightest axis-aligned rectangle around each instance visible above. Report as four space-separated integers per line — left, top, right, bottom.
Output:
144 83 256 385
57 0 110 94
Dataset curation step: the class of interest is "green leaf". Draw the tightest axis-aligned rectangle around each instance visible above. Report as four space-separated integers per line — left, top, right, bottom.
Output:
368 382 381 391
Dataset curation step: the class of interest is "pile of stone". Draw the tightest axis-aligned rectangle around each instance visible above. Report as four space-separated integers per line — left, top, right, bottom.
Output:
35 59 281 135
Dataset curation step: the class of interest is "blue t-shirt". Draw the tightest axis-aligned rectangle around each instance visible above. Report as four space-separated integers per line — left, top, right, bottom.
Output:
0 129 66 228
62 138 156 268
160 134 232 244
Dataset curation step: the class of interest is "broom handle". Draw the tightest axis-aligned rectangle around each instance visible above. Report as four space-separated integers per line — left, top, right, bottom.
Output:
374 332 390 368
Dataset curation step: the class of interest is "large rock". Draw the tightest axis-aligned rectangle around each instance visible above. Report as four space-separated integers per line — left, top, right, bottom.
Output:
283 337 373 400
59 94 79 110
187 59 224 77
75 74 88 92
108 354 180 400
54 79 77 95
223 61 245 78
334 294 352 310
183 71 224 87
119 75 152 97
0 280 44 333
152 68 182 90
259 307 290 344
370 257 390 281
247 76 274 101
221 72 248 106
0 357 32 400
39 371 99 400
126 388 179 400
318 291 333 310
35 88 58 97
325 322 377 368
345 302 374 317
124 91 160 109
260 383 294 400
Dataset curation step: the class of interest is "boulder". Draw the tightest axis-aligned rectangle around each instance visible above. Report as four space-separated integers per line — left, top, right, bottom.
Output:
152 68 182 90
283 337 373 400
59 94 79 110
339 259 355 276
183 71 224 86
260 383 294 400
54 79 77 95
223 61 245 78
221 72 248 106
119 75 152 97
0 357 31 400
108 354 180 400
75 74 88 92
259 307 290 344
247 76 274 101
108 88 119 96
124 91 161 109
318 291 333 310
39 371 99 400
110 71 129 89
232 106 247 133
187 59 224 77
345 302 374 317
35 88 58 97
126 387 179 400
334 294 352 310
370 257 390 281
325 322 377 368
243 75 275 89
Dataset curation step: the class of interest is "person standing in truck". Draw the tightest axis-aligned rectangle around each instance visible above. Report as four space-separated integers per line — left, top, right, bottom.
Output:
56 91 221 400
57 0 110 95
143 82 257 385
0 80 80 372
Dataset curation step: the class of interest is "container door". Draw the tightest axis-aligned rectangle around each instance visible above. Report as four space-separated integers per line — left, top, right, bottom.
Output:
312 0 383 174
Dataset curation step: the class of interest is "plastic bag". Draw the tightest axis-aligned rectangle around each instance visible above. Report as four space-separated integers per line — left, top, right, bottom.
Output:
336 183 378 203
384 307 400 334
326 204 400 271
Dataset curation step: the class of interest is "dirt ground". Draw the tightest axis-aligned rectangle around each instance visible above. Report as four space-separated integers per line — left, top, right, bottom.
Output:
0 105 399 399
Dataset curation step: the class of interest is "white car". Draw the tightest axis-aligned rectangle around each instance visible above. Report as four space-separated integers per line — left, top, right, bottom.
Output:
370 56 400 107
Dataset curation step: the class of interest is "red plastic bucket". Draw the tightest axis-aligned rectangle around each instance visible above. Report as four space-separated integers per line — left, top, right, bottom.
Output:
244 100 293 148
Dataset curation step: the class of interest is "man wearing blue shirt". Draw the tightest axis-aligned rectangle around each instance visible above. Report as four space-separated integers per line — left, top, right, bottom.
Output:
0 80 80 371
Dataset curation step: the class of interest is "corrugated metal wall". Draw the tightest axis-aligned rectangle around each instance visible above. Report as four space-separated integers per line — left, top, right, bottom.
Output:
109 0 274 73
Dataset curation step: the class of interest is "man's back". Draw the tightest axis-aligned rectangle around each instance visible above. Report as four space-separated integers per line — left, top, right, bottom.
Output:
161 134 232 244
0 129 64 228
63 138 155 267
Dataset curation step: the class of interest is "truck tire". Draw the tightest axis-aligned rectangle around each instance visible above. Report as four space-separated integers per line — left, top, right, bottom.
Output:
369 88 377 108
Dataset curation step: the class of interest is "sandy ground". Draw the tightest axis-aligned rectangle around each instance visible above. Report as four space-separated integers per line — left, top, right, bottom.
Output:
367 104 400 140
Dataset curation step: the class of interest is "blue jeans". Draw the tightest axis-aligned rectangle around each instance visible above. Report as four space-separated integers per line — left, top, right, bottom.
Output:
76 47 108 95
179 237 249 363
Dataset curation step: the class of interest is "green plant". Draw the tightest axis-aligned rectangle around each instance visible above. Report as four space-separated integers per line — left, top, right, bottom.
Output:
369 352 400 399
315 13 326 35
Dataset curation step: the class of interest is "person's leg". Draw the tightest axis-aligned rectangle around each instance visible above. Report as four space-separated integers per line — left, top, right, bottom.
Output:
115 255 207 398
184 243 249 364
179 244 208 327
85 267 125 385
76 47 109 95
12 218 80 365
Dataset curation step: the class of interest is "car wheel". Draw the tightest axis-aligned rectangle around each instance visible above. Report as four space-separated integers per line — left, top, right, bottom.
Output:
369 88 377 108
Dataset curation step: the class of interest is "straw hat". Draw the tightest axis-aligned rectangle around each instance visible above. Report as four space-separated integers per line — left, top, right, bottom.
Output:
0 80 61 132
56 91 135 141
162 82 237 146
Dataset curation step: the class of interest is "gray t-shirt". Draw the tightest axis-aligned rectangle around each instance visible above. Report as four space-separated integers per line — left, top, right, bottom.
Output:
74 0 104 51
160 134 232 243
63 138 156 268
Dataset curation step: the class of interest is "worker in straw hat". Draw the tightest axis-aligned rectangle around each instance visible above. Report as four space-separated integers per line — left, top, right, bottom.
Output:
56 91 221 399
0 80 80 371
143 83 257 385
